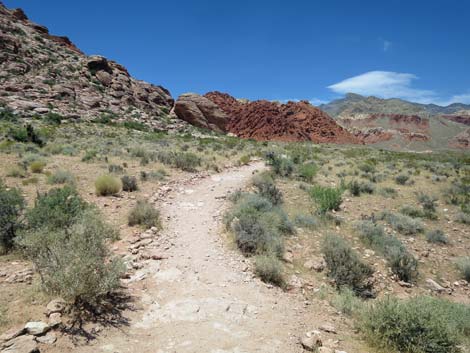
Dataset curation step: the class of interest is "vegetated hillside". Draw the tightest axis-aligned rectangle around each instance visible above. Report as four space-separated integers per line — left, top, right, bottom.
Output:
175 91 361 144
0 4 185 131
319 94 470 150
320 93 470 118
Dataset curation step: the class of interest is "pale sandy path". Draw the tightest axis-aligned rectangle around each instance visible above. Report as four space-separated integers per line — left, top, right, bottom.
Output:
54 163 307 353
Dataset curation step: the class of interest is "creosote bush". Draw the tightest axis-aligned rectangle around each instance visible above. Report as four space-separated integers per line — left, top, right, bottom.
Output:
310 185 343 214
456 257 470 281
95 174 121 196
29 160 46 173
395 174 409 185
128 200 160 229
321 234 373 294
0 181 25 253
361 296 470 353
16 187 122 306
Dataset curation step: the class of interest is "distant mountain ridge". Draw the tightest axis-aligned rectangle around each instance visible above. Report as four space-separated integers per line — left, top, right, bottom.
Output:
319 93 470 118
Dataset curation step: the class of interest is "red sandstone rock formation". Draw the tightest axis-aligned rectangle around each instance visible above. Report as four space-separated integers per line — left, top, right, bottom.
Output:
203 92 361 144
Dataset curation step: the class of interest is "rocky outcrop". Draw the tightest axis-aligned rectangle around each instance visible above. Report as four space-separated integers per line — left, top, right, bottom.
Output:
449 129 470 149
174 93 229 133
442 114 470 126
0 3 183 131
201 91 361 144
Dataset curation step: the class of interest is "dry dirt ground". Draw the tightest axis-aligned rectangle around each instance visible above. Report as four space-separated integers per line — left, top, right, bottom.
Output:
42 162 323 353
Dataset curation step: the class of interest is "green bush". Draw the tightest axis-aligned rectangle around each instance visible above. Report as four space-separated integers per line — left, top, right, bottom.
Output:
293 214 317 229
17 210 123 306
82 149 97 162
361 296 470 353
331 287 363 316
379 187 397 198
380 212 424 235
310 185 343 214
265 152 294 177
128 200 160 229
348 180 375 197
426 229 449 244
400 205 425 218
254 254 284 286
297 162 318 182
456 257 470 281
356 221 418 282
95 175 121 196
321 234 373 293
140 169 168 181
6 166 27 178
252 172 283 205
238 155 251 165
156 151 202 172
0 182 25 253
121 175 138 192
456 212 470 225
225 193 292 257
26 186 88 230
395 174 409 185
108 164 124 174
30 160 46 173
47 170 75 185
417 192 438 213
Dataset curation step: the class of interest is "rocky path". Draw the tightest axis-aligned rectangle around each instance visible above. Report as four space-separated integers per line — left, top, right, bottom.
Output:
62 163 306 353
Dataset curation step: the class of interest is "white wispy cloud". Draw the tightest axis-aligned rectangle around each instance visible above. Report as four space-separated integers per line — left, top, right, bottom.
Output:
380 38 392 52
327 71 470 106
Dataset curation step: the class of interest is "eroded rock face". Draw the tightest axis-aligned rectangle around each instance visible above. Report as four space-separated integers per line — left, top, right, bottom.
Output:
202 91 361 144
174 93 228 133
0 3 183 131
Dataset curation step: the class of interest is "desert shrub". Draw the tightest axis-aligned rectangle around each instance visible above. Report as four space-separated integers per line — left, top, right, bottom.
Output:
128 200 160 229
252 172 283 205
310 185 343 214
82 149 97 162
293 214 317 229
108 164 124 174
426 229 449 244
400 205 425 218
361 296 470 353
47 170 75 185
140 169 168 181
321 234 373 293
238 154 251 165
156 151 201 172
265 152 294 177
456 212 470 225
254 254 284 286
379 187 397 198
26 186 88 230
331 287 364 316
387 247 419 283
225 193 292 257
456 257 470 282
29 160 46 173
17 210 123 306
121 175 138 192
297 162 318 182
417 192 437 213
348 180 375 196
6 166 27 178
395 174 409 185
356 221 418 282
95 175 121 196
0 182 25 252
44 112 63 125
380 211 424 235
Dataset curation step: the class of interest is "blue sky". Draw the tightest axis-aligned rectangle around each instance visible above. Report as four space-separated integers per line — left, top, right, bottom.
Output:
4 0 470 105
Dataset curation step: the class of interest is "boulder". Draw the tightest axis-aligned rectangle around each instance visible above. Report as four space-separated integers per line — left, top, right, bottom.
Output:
426 279 445 292
174 93 229 133
45 298 66 316
24 322 49 336
87 55 112 74
300 331 322 351
0 335 38 353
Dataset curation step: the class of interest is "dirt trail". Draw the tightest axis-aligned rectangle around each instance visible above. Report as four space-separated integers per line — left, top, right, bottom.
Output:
63 163 306 353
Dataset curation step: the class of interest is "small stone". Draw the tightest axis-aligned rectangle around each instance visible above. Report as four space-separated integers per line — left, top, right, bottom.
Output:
318 348 335 353
45 298 66 316
48 313 62 328
24 322 49 336
426 279 445 292
0 326 25 343
319 324 337 334
300 332 322 351
35 332 56 345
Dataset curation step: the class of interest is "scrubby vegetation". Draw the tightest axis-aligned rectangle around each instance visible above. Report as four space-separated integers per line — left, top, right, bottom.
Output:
95 174 122 196
309 185 343 214
128 199 160 229
0 181 25 253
